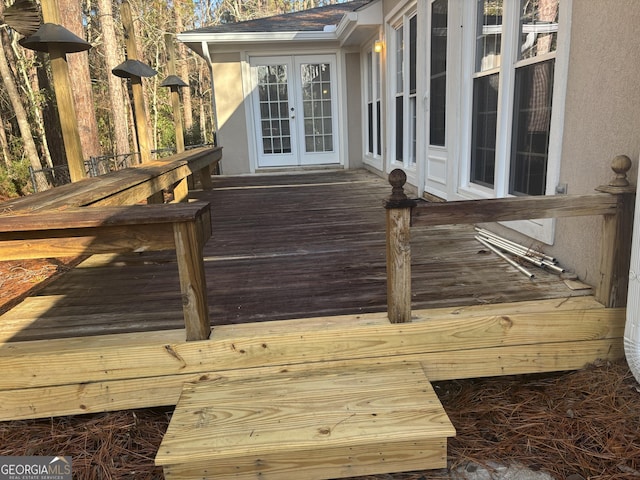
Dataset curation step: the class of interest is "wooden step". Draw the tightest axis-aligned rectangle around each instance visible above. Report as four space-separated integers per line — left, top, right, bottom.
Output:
156 362 456 480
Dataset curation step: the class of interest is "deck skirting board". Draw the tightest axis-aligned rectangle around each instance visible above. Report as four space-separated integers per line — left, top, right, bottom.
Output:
0 297 625 421
0 338 624 421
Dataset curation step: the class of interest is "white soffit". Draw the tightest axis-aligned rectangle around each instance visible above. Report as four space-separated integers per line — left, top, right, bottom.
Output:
336 0 382 46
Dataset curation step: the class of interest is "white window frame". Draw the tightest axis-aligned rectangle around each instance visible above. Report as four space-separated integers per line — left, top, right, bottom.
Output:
362 41 383 171
387 3 418 178
457 0 571 244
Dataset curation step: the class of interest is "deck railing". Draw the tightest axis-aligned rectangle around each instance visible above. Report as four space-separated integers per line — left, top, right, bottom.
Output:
385 155 636 323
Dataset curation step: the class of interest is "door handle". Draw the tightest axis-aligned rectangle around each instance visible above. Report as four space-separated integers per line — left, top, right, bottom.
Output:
290 107 295 119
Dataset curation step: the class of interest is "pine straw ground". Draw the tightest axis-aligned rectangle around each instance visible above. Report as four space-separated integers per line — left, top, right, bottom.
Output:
0 360 638 479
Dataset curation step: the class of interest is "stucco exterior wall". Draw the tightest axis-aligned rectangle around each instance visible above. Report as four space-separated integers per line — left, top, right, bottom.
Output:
211 51 251 175
345 52 363 169
550 1 640 285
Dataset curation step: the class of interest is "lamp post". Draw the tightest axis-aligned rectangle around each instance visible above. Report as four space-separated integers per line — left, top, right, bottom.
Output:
20 23 91 182
162 33 188 154
114 0 157 165
111 59 158 165
160 75 188 154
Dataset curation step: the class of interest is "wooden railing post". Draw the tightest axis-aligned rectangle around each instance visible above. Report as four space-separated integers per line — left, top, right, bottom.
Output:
385 169 417 323
595 155 636 307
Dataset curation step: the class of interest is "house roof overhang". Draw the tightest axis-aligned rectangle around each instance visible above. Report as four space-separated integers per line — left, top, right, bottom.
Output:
178 0 382 57
335 0 382 47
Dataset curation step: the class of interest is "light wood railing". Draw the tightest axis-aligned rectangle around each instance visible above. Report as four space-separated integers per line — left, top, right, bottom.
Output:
385 155 636 323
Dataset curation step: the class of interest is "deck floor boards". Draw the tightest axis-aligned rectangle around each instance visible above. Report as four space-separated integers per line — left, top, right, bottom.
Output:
1 170 587 342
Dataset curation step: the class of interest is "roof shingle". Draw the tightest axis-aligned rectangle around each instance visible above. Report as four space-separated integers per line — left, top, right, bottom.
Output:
183 0 373 34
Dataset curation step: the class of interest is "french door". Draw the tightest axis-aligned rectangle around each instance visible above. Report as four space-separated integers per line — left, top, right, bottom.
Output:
250 55 339 168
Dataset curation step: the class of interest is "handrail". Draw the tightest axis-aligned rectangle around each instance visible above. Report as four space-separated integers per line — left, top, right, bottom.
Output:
384 155 636 322
411 193 619 227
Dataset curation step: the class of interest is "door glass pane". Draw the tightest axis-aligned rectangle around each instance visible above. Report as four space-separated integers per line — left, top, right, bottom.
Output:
476 0 503 72
300 63 334 153
509 59 554 196
257 65 291 154
471 73 499 188
430 0 448 147
519 0 559 61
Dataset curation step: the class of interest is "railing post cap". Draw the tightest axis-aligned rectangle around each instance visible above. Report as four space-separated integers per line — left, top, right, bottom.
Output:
385 168 417 209
596 154 636 194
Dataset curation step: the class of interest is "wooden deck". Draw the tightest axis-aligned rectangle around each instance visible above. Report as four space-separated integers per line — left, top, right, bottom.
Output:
0 169 626 425
0 170 588 343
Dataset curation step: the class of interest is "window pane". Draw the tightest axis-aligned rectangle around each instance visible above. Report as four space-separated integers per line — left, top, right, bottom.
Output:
396 26 404 94
509 59 554 196
257 64 289 156
300 62 334 154
376 100 382 156
409 15 417 94
430 0 448 146
367 102 374 154
471 73 499 188
366 51 373 100
395 96 403 161
519 0 559 61
409 96 417 164
476 0 503 72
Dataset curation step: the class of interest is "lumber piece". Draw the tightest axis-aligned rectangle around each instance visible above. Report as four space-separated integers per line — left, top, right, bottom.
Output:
0 203 210 262
173 216 211 341
386 207 412 323
157 363 455 479
163 439 448 480
0 202 211 232
411 193 619 227
0 338 624 421
0 146 221 212
0 298 625 390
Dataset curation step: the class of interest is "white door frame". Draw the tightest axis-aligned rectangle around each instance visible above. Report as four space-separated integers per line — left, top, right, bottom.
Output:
248 53 341 169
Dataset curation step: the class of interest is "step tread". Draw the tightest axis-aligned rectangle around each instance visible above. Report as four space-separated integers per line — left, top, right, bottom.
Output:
156 361 455 466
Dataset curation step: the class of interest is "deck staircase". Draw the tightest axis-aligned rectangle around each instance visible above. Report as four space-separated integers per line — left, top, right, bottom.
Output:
155 362 456 479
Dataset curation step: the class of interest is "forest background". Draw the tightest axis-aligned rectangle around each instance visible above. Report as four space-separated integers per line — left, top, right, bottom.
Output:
0 0 341 197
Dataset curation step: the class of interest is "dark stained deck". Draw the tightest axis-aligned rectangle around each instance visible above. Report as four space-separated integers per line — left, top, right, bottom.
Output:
0 170 588 342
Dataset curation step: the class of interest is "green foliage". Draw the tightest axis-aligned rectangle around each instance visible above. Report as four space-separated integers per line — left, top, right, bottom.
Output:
156 109 176 150
0 158 31 199
185 122 205 147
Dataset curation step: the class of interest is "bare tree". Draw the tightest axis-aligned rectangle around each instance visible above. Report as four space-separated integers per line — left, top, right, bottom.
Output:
0 27 43 176
174 2 193 136
97 0 130 156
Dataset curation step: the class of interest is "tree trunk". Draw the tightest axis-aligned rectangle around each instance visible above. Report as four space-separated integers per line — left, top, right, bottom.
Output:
0 31 44 176
58 0 102 159
10 43 54 168
175 8 194 136
0 112 11 169
97 0 130 156
35 53 67 169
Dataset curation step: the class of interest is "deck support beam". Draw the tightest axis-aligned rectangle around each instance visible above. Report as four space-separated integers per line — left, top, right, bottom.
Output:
596 155 636 307
385 169 416 323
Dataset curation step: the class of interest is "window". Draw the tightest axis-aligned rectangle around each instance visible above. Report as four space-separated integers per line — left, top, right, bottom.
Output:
391 8 418 168
430 0 448 147
364 47 382 158
470 0 502 188
510 0 557 195
301 63 334 153
469 0 559 196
